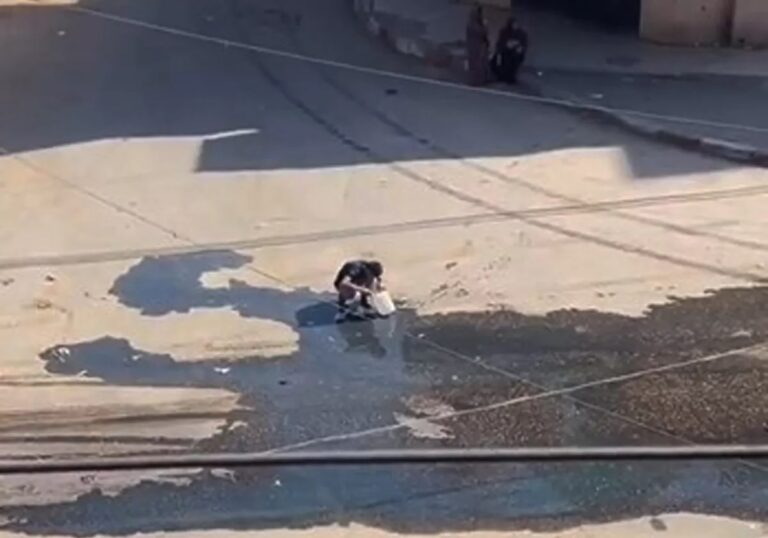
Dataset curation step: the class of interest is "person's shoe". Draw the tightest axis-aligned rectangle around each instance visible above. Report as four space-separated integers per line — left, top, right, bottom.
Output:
334 311 348 323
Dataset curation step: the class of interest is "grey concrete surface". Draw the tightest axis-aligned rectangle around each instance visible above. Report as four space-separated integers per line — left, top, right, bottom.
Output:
536 71 768 167
2 0 768 535
352 0 768 165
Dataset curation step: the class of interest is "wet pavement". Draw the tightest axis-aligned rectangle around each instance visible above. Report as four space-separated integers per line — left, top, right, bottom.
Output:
5 459 768 535
2 250 768 534
39 250 541 453
4 0 768 534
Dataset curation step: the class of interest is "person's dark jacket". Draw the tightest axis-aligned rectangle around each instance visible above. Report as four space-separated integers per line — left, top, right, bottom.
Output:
334 261 378 289
491 21 528 82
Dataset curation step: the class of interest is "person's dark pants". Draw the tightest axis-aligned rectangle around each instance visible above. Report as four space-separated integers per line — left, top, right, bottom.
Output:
491 53 523 83
336 285 371 311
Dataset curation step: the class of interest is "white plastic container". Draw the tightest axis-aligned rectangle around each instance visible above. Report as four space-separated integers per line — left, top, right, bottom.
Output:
370 290 396 317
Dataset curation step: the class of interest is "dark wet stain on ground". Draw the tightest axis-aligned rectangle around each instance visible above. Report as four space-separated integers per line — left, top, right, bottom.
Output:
5 460 768 536
417 288 768 389
5 249 768 534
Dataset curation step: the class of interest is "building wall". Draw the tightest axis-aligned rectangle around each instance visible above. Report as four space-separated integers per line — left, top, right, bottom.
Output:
732 0 768 47
478 0 766 48
640 0 734 45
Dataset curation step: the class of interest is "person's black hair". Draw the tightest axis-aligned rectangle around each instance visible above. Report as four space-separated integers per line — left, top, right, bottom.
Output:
367 261 383 277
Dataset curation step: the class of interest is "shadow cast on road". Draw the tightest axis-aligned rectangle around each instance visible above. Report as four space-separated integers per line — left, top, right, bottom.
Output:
0 0 741 181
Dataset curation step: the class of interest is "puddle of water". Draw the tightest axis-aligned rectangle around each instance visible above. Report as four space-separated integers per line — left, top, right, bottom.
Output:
13 250 768 534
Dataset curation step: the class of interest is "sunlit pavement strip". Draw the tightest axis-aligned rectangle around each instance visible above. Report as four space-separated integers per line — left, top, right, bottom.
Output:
0 514 763 537
0 470 197 507
0 0 74 4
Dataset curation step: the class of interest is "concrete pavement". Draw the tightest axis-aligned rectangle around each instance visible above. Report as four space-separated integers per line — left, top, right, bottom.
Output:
0 515 764 538
2 0 768 534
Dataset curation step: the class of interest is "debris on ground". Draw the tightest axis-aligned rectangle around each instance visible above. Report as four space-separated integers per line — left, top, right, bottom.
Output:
32 298 53 310
210 469 236 482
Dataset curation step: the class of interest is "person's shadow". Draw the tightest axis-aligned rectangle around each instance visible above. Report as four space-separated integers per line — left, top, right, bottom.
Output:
295 300 389 358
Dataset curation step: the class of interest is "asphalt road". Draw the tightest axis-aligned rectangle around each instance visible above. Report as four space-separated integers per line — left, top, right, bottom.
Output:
2 0 768 535
536 70 768 152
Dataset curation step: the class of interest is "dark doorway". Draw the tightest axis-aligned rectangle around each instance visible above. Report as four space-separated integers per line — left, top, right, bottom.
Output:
520 0 641 31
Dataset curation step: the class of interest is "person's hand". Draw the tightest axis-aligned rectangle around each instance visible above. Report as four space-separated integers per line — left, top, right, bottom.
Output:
355 284 373 295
